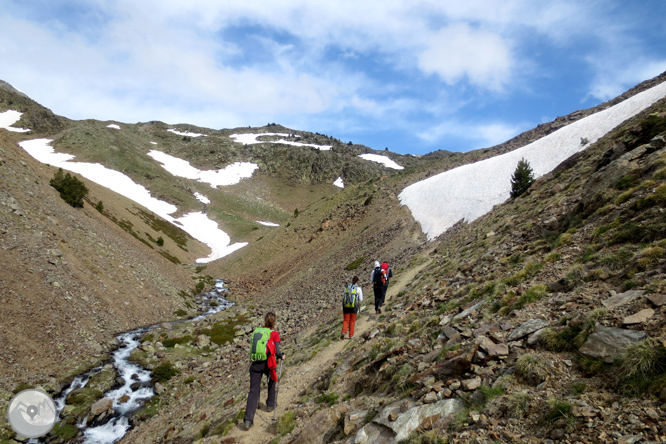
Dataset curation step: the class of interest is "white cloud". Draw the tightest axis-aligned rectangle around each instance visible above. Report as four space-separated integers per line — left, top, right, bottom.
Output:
418 120 524 148
417 24 513 90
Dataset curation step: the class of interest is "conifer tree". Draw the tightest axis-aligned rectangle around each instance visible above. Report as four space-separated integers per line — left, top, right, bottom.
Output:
510 158 535 198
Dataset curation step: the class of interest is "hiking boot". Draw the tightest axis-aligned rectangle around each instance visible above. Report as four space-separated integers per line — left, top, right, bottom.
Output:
377 308 382 314
340 333 345 340
244 420 253 430
267 406 274 412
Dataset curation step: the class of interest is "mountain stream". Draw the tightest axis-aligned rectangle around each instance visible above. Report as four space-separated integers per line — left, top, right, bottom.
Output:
38 279 233 444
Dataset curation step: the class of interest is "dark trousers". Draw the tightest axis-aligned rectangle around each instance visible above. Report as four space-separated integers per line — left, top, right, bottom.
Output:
374 285 387 310
244 360 276 423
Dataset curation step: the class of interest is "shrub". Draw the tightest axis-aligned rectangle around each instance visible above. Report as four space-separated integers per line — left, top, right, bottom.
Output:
543 398 573 423
616 337 666 396
95 201 104 212
516 354 547 385
510 158 535 198
156 236 164 246
50 168 89 207
507 392 530 418
152 361 180 382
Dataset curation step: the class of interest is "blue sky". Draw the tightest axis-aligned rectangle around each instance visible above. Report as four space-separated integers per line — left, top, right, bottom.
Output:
1 1 666 155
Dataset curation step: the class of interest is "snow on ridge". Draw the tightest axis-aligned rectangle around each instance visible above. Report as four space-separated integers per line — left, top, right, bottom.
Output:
229 133 332 150
168 128 206 137
400 80 666 241
147 150 258 188
333 177 344 188
18 139 245 263
107 124 121 129
359 153 404 170
0 110 31 133
257 221 279 227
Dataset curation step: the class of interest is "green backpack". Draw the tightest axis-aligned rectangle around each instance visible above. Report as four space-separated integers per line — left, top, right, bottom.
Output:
343 285 358 309
250 327 272 361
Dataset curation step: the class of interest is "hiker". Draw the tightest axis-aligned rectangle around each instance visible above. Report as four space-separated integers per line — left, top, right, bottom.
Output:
371 261 393 314
341 276 363 340
244 312 285 430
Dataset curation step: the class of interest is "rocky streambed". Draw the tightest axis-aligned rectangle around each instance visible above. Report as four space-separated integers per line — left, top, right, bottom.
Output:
44 280 234 444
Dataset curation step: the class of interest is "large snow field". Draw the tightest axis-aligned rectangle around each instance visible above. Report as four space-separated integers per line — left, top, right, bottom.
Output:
19 139 246 263
230 132 332 150
147 150 258 188
400 80 666 241
359 153 404 170
0 110 31 132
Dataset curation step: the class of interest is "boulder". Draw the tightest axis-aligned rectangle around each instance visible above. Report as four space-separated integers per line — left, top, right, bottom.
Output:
454 301 485 320
602 290 644 309
647 293 666 307
579 325 646 363
354 422 395 444
90 398 113 416
196 335 210 348
507 319 549 341
461 377 481 391
623 308 654 325
369 398 465 443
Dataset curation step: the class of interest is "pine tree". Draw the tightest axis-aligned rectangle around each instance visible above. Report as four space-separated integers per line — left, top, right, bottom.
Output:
510 158 535 198
50 168 89 207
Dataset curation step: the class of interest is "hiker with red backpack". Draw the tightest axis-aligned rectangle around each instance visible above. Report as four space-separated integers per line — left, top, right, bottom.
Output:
340 276 363 340
244 312 285 430
371 261 393 314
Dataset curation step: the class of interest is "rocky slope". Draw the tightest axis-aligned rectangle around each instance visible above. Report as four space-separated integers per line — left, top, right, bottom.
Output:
1 71 666 444
112 79 666 444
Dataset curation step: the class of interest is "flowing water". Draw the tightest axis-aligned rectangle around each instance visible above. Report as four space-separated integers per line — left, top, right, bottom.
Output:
41 279 233 444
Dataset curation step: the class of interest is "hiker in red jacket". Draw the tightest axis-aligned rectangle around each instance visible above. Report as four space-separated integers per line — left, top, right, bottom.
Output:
244 312 285 430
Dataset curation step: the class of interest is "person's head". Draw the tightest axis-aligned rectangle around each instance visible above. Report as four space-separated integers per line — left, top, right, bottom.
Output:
374 261 380 268
264 312 277 329
352 276 359 285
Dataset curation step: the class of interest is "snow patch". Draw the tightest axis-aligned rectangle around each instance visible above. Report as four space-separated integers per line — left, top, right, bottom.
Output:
0 110 30 132
194 192 210 204
150 141 158 145
359 153 404 170
147 150 258 188
229 133 332 150
400 80 666 241
19 139 245 263
168 128 206 137
256 221 279 227
107 124 121 129
333 177 345 188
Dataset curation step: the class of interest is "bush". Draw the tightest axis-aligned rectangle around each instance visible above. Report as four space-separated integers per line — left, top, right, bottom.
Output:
616 337 666 396
277 411 295 436
152 361 180 382
507 392 530 418
510 158 535 198
95 201 104 212
50 168 89 207
156 236 164 246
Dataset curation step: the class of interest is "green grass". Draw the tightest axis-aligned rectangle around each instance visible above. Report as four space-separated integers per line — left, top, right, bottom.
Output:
543 398 573 423
345 256 365 271
277 411 296 436
315 392 339 406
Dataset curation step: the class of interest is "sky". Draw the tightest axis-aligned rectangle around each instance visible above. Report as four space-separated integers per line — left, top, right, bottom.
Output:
2 1 666 155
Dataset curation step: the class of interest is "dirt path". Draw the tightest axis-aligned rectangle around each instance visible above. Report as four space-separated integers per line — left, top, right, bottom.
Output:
226 254 433 444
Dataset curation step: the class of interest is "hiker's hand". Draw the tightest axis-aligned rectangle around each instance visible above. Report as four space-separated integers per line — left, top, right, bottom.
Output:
281 353 287 360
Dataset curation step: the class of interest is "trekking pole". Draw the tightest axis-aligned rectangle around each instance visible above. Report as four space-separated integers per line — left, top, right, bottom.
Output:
273 360 283 421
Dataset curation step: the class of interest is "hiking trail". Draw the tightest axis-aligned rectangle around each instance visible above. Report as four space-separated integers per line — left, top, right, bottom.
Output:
226 254 432 444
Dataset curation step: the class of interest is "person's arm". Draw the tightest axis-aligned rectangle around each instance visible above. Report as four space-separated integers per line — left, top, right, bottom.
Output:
358 286 363 303
389 268 394 278
274 341 285 360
